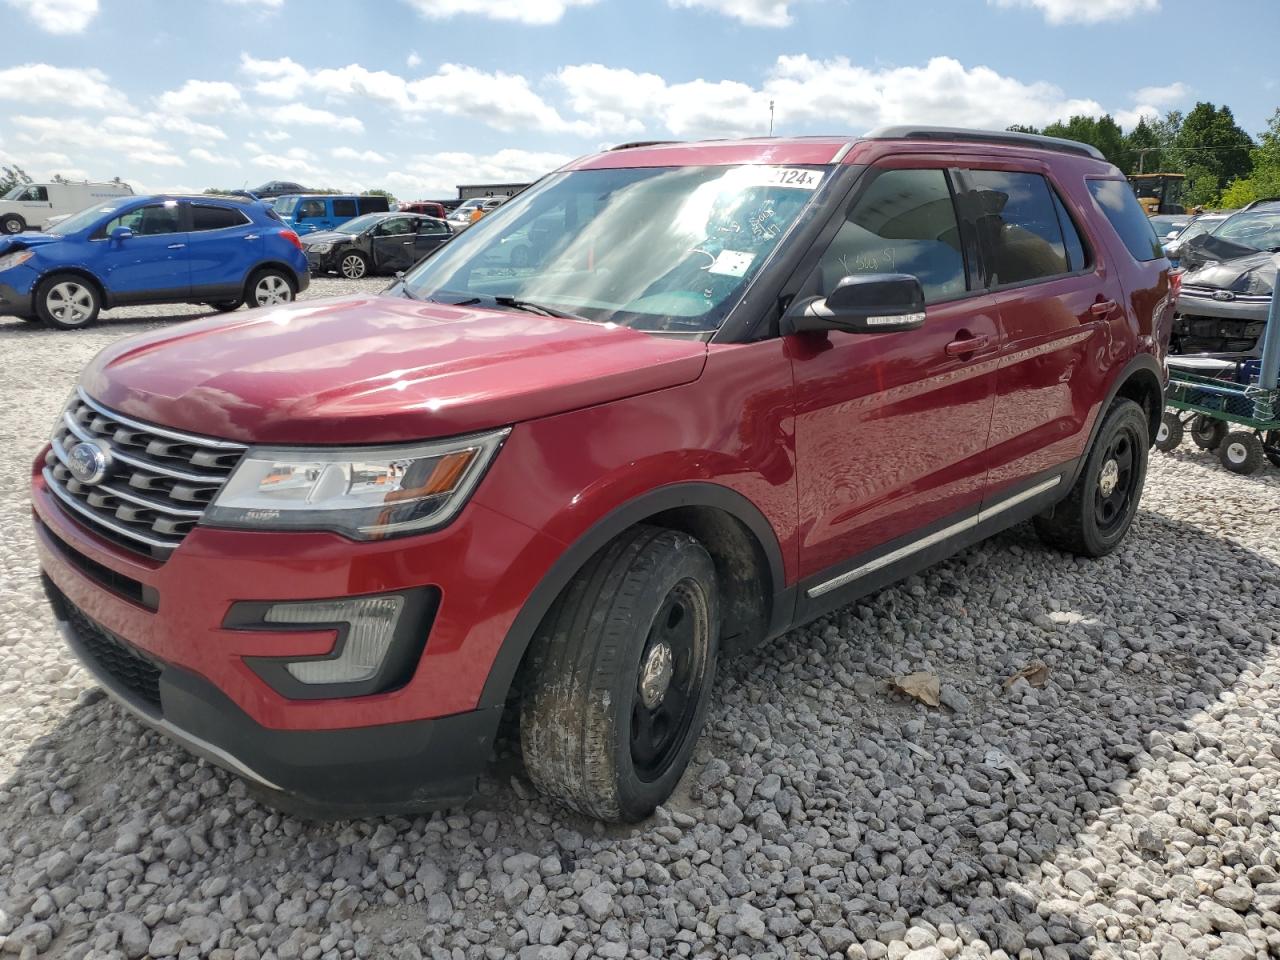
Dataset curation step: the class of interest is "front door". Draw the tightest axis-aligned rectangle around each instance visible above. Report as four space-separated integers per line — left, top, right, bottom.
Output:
413 217 450 263
788 164 999 589
94 200 190 300
369 216 418 273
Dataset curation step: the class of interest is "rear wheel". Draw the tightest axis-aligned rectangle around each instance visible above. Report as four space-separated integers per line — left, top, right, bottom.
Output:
1190 415 1227 451
209 300 242 313
1 214 25 235
1155 411 1183 452
1034 398 1148 557
519 526 719 822
35 274 101 330
1264 431 1280 469
246 269 296 308
1219 431 1263 475
339 252 368 280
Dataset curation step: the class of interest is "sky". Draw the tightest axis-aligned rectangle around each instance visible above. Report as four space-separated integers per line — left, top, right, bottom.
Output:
1 0 1276 201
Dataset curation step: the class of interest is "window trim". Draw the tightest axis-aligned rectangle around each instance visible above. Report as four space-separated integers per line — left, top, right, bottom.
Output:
953 167 1097 293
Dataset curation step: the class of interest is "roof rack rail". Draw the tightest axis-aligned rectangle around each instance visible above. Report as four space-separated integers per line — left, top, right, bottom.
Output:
864 125 1106 162
609 140 681 151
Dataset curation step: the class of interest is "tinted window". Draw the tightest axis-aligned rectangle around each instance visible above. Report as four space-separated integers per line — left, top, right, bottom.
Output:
296 199 327 220
417 218 446 235
102 201 181 236
376 216 414 236
1052 191 1089 272
358 196 390 214
332 198 358 218
967 170 1069 285
1086 179 1163 262
191 204 248 231
811 168 967 303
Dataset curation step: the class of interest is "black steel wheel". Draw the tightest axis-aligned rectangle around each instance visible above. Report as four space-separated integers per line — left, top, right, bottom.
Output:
520 525 719 822
1034 398 1149 557
1219 431 1264 475
1155 411 1183 453
1264 430 1280 469
1190 415 1227 451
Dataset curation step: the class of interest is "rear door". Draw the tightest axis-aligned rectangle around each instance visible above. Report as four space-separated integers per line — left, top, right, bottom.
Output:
185 201 260 299
93 200 190 300
413 217 450 261
788 161 1000 588
369 215 417 272
955 163 1126 499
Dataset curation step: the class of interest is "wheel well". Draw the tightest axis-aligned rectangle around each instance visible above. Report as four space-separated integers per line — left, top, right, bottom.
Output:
1114 366 1164 446
244 261 301 294
36 269 106 307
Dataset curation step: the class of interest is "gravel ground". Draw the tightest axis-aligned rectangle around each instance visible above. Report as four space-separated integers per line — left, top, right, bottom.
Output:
1 288 1279 960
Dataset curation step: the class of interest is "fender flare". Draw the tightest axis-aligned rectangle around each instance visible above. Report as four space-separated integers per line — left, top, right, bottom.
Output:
476 481 788 710
1068 352 1164 490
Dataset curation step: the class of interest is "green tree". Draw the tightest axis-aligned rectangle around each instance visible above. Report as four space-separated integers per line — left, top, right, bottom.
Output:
1040 114 1127 167
0 164 31 194
1217 108 1280 207
364 188 396 204
1121 116 1165 174
1173 102 1253 194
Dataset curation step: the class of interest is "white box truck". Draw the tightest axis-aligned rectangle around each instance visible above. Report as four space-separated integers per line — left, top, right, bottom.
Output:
0 181 134 234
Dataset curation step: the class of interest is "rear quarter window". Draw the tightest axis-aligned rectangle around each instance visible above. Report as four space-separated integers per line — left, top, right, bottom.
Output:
1086 179 1164 262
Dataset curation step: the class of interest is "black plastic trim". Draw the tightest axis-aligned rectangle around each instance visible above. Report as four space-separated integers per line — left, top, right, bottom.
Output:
477 481 790 709
864 126 1106 162
34 516 157 610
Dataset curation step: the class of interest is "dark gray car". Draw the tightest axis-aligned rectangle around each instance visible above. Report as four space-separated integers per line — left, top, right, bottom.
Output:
301 212 452 279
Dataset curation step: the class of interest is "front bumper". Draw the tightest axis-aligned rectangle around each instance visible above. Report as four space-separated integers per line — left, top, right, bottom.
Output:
46 576 498 816
304 249 338 274
0 278 35 317
1173 293 1268 355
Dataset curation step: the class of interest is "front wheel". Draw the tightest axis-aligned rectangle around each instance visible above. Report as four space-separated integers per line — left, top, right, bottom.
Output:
1219 431 1263 475
1034 398 1149 557
1 214 25 235
520 526 719 822
1155 411 1183 452
1190 415 1227 451
339 252 368 280
209 300 242 313
246 269 296 308
1264 431 1280 470
35 274 101 330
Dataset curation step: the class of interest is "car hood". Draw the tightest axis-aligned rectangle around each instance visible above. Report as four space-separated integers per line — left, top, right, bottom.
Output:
299 230 350 246
1178 232 1274 272
0 232 63 255
1181 250 1278 295
79 295 708 444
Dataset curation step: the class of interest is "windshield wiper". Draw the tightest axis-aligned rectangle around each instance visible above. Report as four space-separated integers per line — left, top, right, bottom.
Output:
491 296 586 321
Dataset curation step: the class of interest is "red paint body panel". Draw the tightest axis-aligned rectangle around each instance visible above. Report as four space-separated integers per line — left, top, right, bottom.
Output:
80 295 707 444
33 133 1169 767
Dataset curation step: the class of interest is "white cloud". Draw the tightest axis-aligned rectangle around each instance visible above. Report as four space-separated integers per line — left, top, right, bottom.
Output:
989 0 1158 25
260 130 291 142
408 63 588 134
667 0 795 27
248 146 325 177
381 149 571 196
407 51 422 69
402 0 596 24
240 54 308 99
271 103 364 134
221 0 284 7
13 114 185 167
0 64 127 111
332 146 390 164
5 0 98 33
1131 82 1188 106
156 80 244 116
190 147 240 167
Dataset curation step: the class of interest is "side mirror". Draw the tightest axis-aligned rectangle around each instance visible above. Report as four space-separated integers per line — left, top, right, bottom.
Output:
782 273 926 336
110 226 133 242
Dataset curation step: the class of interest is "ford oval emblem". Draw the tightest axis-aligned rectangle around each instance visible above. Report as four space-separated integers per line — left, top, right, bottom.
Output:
67 441 112 485
1212 290 1235 301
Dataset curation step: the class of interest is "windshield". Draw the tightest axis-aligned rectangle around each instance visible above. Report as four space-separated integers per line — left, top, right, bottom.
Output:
401 164 828 333
335 213 383 235
3 185 27 200
47 198 133 235
1213 212 1280 251
275 196 299 215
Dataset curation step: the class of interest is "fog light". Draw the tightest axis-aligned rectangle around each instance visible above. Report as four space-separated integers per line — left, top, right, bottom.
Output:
265 595 404 684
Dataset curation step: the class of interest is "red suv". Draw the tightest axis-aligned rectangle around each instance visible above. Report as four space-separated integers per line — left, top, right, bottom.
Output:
33 128 1171 822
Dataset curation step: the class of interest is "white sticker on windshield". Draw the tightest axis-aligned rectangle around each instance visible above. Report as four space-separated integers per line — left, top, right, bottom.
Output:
747 167 823 191
708 249 756 277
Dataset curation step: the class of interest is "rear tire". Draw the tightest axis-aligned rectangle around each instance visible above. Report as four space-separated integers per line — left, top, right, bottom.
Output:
1 214 25 235
209 300 243 313
519 526 719 822
1155 411 1183 452
1190 415 1227 451
1264 430 1280 469
246 269 296 308
1219 431 1263 475
1034 398 1149 558
34 274 101 330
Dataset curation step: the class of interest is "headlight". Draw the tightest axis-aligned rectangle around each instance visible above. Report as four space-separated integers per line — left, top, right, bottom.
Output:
308 242 332 254
0 250 35 272
205 429 509 540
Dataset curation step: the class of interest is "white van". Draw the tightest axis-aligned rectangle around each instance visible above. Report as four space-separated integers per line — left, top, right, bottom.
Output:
0 180 135 234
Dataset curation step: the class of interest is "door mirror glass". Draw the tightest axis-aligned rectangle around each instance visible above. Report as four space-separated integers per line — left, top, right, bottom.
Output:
783 273 926 335
110 226 133 242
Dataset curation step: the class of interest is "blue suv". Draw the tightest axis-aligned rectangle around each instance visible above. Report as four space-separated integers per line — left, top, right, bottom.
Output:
0 195 310 330
274 194 390 235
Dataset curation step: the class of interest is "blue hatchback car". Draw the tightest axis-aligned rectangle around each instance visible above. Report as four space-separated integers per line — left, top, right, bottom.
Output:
0 194 310 330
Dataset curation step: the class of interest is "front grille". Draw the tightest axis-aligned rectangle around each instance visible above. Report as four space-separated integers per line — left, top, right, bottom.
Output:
44 390 246 560
1179 284 1272 304
63 597 163 711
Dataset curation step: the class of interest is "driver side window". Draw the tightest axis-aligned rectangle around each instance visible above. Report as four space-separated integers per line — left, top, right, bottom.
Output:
101 202 181 236
807 168 968 304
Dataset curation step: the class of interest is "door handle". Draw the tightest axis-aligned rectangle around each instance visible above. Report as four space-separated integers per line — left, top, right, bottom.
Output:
167 243 186 250
945 334 991 357
403 240 414 245
244 234 259 240
1090 299 1118 317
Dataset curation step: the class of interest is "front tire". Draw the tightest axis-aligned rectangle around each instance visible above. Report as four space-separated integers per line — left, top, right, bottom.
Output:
209 300 242 313
1190 415 1226 451
1219 431 1263 475
246 269 296 308
520 526 719 822
35 274 101 330
1155 411 1183 452
1034 398 1149 558
339 252 368 280
1 214 25 235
